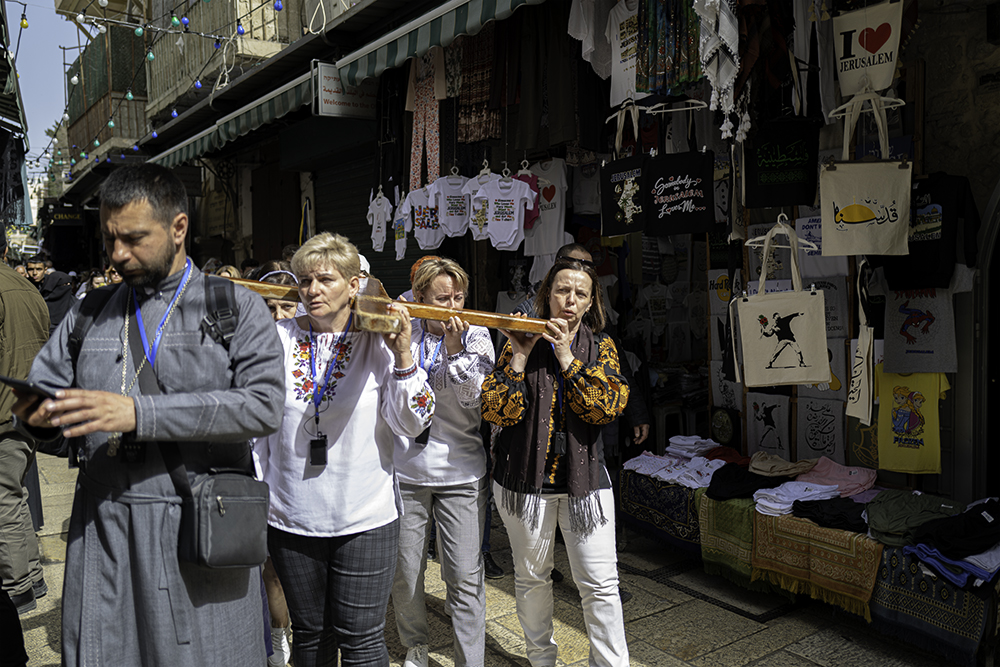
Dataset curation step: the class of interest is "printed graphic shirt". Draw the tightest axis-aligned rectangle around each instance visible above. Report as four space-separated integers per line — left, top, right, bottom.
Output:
605 0 648 107
870 264 974 374
526 159 569 256
402 188 444 250
472 178 534 251
875 362 950 474
393 192 412 261
462 173 499 241
796 216 849 278
367 196 394 252
637 283 669 335
573 161 604 215
427 175 470 237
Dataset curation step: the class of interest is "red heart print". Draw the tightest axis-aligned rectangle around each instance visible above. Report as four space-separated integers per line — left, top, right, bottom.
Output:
859 23 891 54
542 185 556 202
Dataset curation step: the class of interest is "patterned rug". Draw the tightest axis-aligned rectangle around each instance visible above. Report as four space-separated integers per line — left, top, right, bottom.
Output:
751 513 883 621
619 470 701 553
870 546 992 667
696 490 777 592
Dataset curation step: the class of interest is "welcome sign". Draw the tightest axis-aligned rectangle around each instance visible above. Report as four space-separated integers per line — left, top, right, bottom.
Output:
833 1 903 95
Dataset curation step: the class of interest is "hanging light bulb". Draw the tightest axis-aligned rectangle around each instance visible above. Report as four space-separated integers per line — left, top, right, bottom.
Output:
98 23 106 34
107 119 115 128
135 26 143 36
20 14 28 29
53 139 58 145
94 139 100 147
151 131 158 138
62 113 69 121
132 145 139 152
274 0 283 10
194 79 202 90
214 39 221 49
236 20 245 35
70 75 79 85
120 153 125 160
171 108 178 118
99 0 109 6
181 16 189 27
76 13 85 23
105 157 111 163
171 14 180 27
56 149 61 155
70 158 76 165
83 153 88 159
126 89 134 101
147 50 155 61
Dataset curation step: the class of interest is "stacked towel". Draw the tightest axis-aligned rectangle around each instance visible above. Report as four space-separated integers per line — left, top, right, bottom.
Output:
795 456 877 498
754 481 840 516
652 456 727 489
665 435 720 459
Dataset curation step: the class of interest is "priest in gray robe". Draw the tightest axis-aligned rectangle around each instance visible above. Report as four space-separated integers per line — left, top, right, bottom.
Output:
12 164 285 665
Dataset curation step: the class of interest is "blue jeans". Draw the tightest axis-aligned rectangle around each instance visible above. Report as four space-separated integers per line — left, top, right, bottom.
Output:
267 520 399 667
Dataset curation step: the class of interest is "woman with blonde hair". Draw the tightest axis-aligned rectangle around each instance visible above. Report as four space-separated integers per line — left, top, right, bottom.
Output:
255 232 434 667
391 257 494 667
482 257 630 667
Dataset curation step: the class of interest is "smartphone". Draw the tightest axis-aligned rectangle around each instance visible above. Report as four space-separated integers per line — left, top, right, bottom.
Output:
0 374 58 401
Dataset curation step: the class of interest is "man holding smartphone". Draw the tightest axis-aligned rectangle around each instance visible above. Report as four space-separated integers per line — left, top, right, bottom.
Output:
0 230 50 616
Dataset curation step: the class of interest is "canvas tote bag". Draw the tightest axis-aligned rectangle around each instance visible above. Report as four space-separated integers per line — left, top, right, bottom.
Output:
732 219 831 388
601 103 648 236
820 90 911 256
846 259 875 425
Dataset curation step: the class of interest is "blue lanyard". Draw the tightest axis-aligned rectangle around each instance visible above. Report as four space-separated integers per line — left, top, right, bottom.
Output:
419 328 446 374
309 311 353 422
133 258 193 367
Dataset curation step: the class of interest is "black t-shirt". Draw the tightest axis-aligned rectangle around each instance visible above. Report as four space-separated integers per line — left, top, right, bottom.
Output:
875 173 980 289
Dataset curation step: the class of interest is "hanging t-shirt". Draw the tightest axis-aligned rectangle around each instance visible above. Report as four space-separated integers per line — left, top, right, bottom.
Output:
393 192 412 261
605 0 647 107
637 282 669 335
875 362 950 474
813 276 849 339
796 216 850 279
870 265 974 374
472 178 534 251
427 175 470 237
525 159 569 256
879 173 981 290
515 174 540 229
403 188 443 250
796 398 847 465
462 173 498 241
529 232 578 284
367 196 393 252
573 160 605 215
600 154 647 237
643 150 716 236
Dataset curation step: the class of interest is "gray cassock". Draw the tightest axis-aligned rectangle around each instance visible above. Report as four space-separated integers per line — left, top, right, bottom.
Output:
19 265 285 666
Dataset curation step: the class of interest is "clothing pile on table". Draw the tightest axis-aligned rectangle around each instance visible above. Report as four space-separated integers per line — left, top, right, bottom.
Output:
665 435 719 459
753 481 840 516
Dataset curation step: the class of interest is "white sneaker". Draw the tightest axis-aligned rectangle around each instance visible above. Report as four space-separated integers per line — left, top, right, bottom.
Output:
268 626 290 667
403 643 429 667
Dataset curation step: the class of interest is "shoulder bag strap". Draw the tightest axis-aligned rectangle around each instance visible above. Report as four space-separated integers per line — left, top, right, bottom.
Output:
69 285 119 372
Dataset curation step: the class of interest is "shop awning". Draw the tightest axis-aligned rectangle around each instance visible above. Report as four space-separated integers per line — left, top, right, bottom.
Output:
149 72 312 169
336 0 545 87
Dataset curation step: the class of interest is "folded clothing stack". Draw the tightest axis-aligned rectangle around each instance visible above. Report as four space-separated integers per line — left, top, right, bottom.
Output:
795 456 877 498
706 463 792 500
748 451 817 477
652 456 727 489
754 481 840 516
704 445 752 467
665 435 720 460
866 490 966 547
911 498 1000 560
792 497 869 533
623 452 682 477
903 542 1000 589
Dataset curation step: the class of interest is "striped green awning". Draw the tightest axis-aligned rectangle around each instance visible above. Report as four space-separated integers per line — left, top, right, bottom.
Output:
336 0 545 88
150 73 312 169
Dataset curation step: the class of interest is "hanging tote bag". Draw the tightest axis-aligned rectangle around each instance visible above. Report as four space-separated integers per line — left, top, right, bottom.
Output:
644 149 716 236
601 102 648 236
732 218 831 388
820 91 912 256
846 259 875 425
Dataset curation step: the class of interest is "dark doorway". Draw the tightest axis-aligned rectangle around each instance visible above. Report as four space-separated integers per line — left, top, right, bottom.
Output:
252 162 301 262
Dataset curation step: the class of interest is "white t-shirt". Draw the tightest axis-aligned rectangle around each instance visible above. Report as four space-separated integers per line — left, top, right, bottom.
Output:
367 196 394 252
402 188 444 250
573 159 606 215
797 216 849 278
637 282 670 335
526 158 569 256
605 0 647 107
472 178 534 251
393 192 412 261
428 175 470 237
528 231 578 284
462 173 499 241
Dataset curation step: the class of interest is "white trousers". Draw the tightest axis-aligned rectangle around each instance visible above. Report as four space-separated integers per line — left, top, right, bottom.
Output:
494 482 629 667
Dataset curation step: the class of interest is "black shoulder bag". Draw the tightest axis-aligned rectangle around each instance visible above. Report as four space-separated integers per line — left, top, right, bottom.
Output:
127 294 269 570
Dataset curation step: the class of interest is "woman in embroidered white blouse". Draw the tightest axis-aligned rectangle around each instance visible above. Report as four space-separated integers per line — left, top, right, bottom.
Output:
255 232 435 667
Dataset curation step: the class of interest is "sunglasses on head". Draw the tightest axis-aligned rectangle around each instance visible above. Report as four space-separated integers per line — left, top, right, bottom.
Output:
554 256 594 268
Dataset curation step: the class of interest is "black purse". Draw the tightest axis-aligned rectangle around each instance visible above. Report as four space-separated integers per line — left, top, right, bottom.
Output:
128 308 269 569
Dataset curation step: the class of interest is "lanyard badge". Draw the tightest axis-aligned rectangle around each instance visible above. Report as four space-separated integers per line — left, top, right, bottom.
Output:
307 311 353 466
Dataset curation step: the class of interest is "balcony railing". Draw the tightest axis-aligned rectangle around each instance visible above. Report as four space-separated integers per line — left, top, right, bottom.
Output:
67 92 148 157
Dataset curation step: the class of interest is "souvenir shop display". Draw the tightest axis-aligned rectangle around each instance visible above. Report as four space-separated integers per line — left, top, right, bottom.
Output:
400 187 444 250
742 114 820 208
733 219 830 388
526 158 568 255
832 1 904 97
601 103 648 237
644 149 716 236
427 172 471 237
874 362 950 475
367 188 393 253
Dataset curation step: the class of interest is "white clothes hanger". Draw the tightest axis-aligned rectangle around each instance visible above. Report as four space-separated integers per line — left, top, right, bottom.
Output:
827 76 905 121
500 161 513 183
645 98 708 115
517 158 531 176
744 213 819 252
